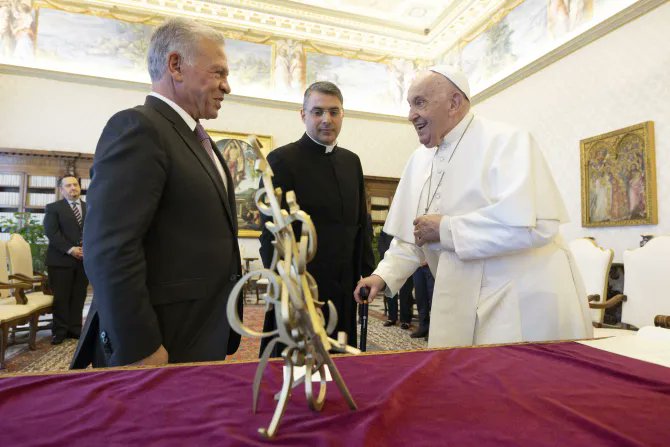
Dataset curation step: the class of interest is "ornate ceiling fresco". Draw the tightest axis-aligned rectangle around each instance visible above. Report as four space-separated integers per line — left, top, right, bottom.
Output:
38 0 510 61
1 0 655 115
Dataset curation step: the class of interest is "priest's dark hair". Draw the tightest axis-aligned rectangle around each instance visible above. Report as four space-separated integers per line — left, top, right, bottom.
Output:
303 81 343 108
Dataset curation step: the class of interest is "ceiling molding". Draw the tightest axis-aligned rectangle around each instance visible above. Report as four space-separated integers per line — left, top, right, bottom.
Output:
40 0 513 61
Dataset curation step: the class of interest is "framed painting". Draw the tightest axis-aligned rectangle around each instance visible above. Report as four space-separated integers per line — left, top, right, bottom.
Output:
208 130 273 237
580 121 656 227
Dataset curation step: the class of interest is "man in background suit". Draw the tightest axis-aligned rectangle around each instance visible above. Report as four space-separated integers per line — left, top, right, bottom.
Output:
72 18 242 368
43 176 88 345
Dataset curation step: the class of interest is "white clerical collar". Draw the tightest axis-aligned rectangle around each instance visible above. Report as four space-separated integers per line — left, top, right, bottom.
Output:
149 92 197 131
439 112 474 148
306 131 337 153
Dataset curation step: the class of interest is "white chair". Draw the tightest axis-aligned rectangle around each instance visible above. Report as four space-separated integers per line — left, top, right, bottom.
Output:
568 237 614 325
0 240 38 306
6 234 53 318
0 304 37 369
621 236 670 329
0 240 38 369
594 236 670 337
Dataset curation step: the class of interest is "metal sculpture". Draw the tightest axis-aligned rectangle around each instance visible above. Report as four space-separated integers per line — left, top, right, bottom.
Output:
226 136 359 439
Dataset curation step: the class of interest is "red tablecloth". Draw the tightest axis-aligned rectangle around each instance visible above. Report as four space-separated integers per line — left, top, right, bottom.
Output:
1 342 668 446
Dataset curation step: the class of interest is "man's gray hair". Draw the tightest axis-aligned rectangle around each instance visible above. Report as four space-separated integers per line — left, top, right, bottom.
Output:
303 81 343 108
147 18 225 82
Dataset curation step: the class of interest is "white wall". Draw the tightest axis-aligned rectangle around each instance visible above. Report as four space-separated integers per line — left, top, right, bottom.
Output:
0 70 417 178
475 2 670 261
0 68 417 260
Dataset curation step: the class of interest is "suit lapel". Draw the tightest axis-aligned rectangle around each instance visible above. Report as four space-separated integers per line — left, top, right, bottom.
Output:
145 96 236 233
175 125 235 231
211 142 238 234
61 199 78 227
60 199 83 243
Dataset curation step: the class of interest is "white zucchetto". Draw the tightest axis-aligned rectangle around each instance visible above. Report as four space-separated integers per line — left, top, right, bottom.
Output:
428 65 470 99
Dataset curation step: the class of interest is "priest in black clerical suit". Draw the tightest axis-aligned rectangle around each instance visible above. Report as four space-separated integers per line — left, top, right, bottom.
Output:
259 81 375 355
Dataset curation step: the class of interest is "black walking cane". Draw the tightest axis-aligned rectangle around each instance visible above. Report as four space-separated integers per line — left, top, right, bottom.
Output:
359 286 369 352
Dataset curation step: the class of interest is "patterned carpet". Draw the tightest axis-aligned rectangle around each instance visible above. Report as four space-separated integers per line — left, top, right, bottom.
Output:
1 302 427 375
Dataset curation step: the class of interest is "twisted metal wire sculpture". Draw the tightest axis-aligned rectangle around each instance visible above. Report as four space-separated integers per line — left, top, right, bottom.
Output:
226 137 359 439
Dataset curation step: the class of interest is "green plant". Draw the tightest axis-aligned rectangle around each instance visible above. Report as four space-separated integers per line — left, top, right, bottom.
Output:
0 212 48 273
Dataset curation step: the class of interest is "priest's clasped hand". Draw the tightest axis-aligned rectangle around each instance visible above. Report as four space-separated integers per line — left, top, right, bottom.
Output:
413 214 442 246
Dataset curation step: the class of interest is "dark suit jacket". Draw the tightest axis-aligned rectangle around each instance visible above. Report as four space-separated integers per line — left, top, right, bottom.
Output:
72 95 242 367
43 199 86 267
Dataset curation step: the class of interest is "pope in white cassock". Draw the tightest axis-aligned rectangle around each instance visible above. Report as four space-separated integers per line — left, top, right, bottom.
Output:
355 66 593 348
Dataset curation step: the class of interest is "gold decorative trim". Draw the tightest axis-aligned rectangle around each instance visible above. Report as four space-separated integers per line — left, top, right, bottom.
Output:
238 229 261 238
0 338 588 378
33 0 425 59
304 42 391 64
37 0 161 24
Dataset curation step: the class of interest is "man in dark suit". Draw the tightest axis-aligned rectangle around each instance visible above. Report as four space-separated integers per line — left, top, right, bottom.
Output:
43 176 88 345
71 18 242 368
259 81 375 355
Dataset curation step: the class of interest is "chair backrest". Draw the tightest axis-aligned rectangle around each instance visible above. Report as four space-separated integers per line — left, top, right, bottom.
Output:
622 236 670 329
7 234 34 278
0 240 9 299
568 238 613 324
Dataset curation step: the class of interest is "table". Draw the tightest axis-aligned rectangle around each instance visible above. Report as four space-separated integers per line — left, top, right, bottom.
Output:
1 341 668 446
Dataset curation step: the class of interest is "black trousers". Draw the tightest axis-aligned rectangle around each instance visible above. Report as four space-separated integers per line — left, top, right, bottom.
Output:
387 276 413 323
48 264 88 338
412 265 435 330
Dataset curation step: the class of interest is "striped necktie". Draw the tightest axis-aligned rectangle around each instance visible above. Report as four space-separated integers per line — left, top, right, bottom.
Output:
71 202 82 227
194 123 227 190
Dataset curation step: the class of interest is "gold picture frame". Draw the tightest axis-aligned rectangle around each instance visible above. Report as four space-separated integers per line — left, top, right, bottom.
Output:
208 130 273 237
580 121 657 227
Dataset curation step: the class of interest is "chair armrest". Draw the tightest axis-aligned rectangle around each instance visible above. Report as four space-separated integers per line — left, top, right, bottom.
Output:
0 281 32 305
654 315 670 329
8 273 53 295
9 273 41 284
589 293 627 310
0 280 34 290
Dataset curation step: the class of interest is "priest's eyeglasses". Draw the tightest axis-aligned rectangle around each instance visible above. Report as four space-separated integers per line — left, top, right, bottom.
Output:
308 108 343 118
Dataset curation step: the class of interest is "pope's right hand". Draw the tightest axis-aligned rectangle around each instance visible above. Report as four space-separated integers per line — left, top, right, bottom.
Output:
354 275 386 304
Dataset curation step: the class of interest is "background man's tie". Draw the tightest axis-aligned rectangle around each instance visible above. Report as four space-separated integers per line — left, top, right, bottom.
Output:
71 202 82 227
194 122 227 190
